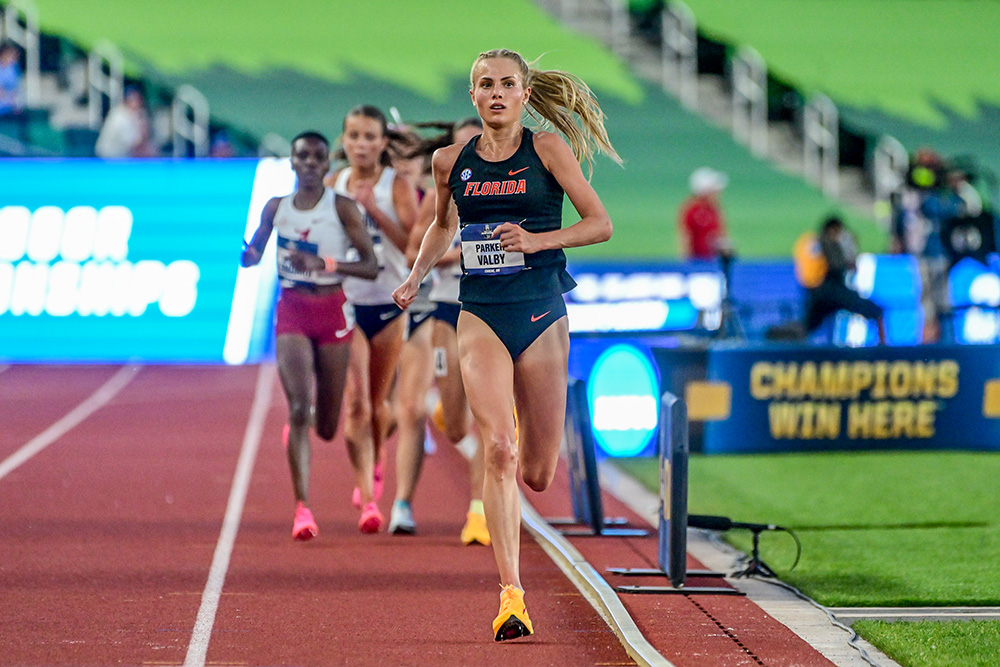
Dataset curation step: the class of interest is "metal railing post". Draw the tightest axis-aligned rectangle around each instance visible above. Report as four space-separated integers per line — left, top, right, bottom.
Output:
87 40 124 130
2 0 41 107
661 1 697 108
873 135 908 225
172 84 210 157
731 46 767 157
803 94 839 197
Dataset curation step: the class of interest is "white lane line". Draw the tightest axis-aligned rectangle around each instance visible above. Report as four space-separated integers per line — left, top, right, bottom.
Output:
0 365 141 482
183 363 275 667
0 364 10 374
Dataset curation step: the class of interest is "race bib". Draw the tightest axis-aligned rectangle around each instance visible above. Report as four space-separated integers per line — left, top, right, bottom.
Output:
277 235 319 279
461 223 525 276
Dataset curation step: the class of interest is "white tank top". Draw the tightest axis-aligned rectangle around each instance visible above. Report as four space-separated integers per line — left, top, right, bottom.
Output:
428 227 462 304
273 188 350 289
334 166 409 305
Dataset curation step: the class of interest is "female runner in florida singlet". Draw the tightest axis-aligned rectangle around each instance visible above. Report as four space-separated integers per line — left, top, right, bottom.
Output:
240 131 377 541
326 105 418 533
393 49 621 641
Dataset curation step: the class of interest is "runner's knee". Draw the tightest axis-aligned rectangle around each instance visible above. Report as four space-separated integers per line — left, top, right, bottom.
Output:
484 433 518 477
520 461 556 492
287 399 312 428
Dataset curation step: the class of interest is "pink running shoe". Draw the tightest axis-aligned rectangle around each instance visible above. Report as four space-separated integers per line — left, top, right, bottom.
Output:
292 501 318 541
282 424 290 451
358 501 383 534
352 461 385 508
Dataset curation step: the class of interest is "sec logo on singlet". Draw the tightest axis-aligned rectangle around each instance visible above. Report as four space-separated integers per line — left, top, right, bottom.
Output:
460 168 472 181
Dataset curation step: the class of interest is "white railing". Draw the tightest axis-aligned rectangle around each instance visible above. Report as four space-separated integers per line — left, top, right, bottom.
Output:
803 93 839 197
731 45 767 157
604 0 630 57
2 0 41 107
87 40 123 130
661 0 696 108
172 84 210 157
873 135 908 224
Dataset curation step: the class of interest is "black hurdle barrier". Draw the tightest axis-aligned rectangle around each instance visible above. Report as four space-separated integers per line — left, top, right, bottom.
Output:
546 377 647 537
608 391 738 595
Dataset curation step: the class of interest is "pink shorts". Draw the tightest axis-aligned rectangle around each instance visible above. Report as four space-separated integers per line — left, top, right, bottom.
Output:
275 287 353 346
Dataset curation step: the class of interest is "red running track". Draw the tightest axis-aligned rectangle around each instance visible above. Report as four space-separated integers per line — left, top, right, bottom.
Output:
0 365 628 666
0 364 835 666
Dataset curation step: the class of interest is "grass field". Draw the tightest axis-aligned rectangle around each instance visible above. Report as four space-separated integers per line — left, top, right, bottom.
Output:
613 451 1000 667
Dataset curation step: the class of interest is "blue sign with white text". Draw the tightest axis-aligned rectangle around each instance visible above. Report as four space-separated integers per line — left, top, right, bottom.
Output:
0 158 291 363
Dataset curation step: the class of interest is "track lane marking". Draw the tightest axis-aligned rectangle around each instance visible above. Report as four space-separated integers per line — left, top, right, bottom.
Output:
183 362 275 667
0 364 141 482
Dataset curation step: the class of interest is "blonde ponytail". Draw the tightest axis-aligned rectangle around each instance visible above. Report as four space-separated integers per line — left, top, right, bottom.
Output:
471 49 622 177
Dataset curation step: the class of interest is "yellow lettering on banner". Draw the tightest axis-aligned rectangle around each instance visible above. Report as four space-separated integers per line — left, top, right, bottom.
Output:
774 363 799 398
799 362 818 397
750 362 772 399
847 400 938 439
847 402 869 438
872 401 890 438
872 361 889 399
916 400 936 437
768 402 797 438
912 362 935 398
820 361 850 400
938 360 959 398
888 361 912 399
890 401 916 437
851 362 873 397
768 401 841 439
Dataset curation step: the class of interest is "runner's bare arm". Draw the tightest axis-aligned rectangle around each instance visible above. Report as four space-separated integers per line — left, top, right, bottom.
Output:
393 145 461 308
493 131 612 254
240 197 280 267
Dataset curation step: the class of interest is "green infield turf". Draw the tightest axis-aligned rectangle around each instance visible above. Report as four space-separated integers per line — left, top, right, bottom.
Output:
854 620 1000 667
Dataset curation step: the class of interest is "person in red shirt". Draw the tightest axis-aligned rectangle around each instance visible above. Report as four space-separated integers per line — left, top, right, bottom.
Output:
678 167 731 260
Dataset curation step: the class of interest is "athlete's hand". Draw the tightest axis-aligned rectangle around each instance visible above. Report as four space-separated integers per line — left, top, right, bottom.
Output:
392 276 419 310
353 182 377 215
492 222 539 254
286 250 323 273
240 243 261 267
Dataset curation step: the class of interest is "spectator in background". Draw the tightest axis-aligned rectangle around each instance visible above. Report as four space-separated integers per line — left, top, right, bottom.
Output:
678 166 732 260
209 130 236 157
0 42 24 117
890 148 981 342
95 86 157 157
804 214 886 344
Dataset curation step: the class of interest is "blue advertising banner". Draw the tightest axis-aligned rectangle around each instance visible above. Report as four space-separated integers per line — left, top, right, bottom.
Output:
702 343 1000 453
0 158 293 363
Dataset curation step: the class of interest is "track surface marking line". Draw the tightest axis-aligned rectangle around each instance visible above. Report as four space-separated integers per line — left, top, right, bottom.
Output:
0 364 141 482
183 362 275 667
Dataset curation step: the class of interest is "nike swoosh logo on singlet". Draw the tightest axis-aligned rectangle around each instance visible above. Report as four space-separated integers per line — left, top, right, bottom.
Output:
530 311 551 323
508 167 529 176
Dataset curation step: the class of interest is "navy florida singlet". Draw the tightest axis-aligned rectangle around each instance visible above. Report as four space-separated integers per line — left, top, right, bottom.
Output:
449 127 576 304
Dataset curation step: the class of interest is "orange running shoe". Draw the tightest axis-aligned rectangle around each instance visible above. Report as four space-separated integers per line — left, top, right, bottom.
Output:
431 399 447 433
460 511 490 546
492 585 533 641
291 501 318 541
358 501 383 534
